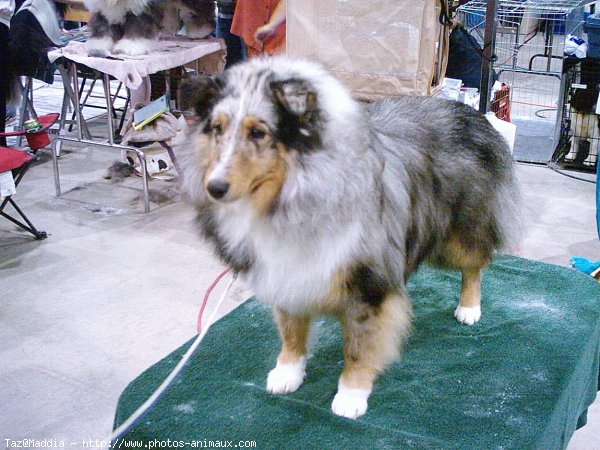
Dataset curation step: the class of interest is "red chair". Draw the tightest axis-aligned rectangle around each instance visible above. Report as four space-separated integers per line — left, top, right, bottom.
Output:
0 113 59 240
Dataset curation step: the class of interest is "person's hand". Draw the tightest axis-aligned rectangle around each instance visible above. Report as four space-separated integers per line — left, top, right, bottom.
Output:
255 23 275 42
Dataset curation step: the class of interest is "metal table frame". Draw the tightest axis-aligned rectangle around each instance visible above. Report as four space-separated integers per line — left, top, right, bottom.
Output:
52 60 151 211
50 39 225 213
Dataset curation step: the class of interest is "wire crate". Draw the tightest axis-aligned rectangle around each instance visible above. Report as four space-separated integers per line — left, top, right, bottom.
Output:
552 56 600 171
457 0 588 121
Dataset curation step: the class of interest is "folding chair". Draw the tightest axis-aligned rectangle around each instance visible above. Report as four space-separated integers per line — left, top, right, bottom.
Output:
0 113 59 240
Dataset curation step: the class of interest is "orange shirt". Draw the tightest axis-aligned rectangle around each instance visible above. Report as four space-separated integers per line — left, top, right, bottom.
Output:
231 0 285 56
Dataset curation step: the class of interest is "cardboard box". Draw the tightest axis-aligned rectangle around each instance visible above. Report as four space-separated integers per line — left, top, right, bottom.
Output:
286 0 446 100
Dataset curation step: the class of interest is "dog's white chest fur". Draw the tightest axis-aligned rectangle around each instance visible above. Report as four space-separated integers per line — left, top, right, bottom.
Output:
216 202 364 313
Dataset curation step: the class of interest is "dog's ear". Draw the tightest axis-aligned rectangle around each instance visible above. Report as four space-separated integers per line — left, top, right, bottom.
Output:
270 79 318 123
178 76 223 123
270 79 322 152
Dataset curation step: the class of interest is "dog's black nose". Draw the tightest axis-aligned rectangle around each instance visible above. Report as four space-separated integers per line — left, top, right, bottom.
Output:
207 179 230 200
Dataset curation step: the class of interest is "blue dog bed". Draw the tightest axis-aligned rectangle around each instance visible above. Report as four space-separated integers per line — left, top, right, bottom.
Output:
114 256 600 449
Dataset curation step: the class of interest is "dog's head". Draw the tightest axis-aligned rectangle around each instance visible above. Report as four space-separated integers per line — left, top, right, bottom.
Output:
178 59 325 214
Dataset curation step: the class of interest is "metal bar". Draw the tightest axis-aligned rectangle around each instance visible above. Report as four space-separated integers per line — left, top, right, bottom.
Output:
52 135 62 197
546 30 554 73
116 91 130 136
436 13 446 87
56 63 92 139
480 0 499 113
553 63 569 157
102 72 115 145
15 77 31 147
55 136 135 150
136 151 150 213
164 71 172 102
69 76 91 132
70 62 84 141
55 81 71 158
52 136 151 212
26 85 37 120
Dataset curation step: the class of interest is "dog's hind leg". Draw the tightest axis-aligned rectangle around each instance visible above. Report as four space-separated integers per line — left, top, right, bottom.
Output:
332 292 412 419
583 115 600 166
266 309 311 394
566 112 585 161
454 268 482 325
437 237 488 325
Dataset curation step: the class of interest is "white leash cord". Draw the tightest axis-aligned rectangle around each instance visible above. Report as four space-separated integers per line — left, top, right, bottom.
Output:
108 272 238 444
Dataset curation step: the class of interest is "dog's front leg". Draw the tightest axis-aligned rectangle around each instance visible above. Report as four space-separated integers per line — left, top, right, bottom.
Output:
266 309 311 394
113 13 159 56
86 14 117 57
333 292 412 419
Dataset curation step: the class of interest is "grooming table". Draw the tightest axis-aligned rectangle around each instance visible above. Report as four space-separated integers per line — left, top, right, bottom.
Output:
114 256 600 449
47 39 225 212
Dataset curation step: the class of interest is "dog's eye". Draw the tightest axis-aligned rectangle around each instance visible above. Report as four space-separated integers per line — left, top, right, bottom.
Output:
249 127 267 140
212 123 223 135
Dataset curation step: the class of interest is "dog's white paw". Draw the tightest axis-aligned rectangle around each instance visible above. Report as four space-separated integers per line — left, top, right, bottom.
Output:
86 36 113 57
113 38 154 56
454 305 481 325
331 384 371 419
564 146 578 161
266 357 306 394
583 153 597 166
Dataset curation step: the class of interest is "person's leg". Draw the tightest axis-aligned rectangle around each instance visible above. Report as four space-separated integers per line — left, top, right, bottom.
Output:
6 104 16 119
0 23 9 146
217 17 245 68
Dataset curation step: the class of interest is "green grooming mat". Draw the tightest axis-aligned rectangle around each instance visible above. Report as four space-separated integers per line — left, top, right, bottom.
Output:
114 256 600 449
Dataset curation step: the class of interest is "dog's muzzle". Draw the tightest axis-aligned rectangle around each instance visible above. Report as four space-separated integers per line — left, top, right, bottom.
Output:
206 179 230 200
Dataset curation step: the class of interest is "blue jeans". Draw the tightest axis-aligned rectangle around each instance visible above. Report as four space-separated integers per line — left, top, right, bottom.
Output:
596 162 599 239
216 17 246 69
0 23 8 145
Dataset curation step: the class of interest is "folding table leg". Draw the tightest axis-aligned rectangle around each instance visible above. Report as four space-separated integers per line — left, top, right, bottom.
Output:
15 77 33 148
130 147 150 213
102 73 116 145
56 62 92 140
54 84 72 158
52 133 62 197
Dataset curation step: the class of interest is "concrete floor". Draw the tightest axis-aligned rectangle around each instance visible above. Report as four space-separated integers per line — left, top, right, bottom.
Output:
1 81 599 448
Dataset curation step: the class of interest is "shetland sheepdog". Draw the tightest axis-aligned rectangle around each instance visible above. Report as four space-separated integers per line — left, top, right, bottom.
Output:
177 57 520 419
565 84 600 167
83 0 214 56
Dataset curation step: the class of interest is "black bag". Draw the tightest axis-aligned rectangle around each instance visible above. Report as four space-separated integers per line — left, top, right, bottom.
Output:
445 26 498 89
8 0 58 84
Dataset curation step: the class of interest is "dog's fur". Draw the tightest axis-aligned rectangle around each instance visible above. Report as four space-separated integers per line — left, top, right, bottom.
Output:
565 59 600 167
177 57 520 419
84 0 215 56
566 86 600 166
